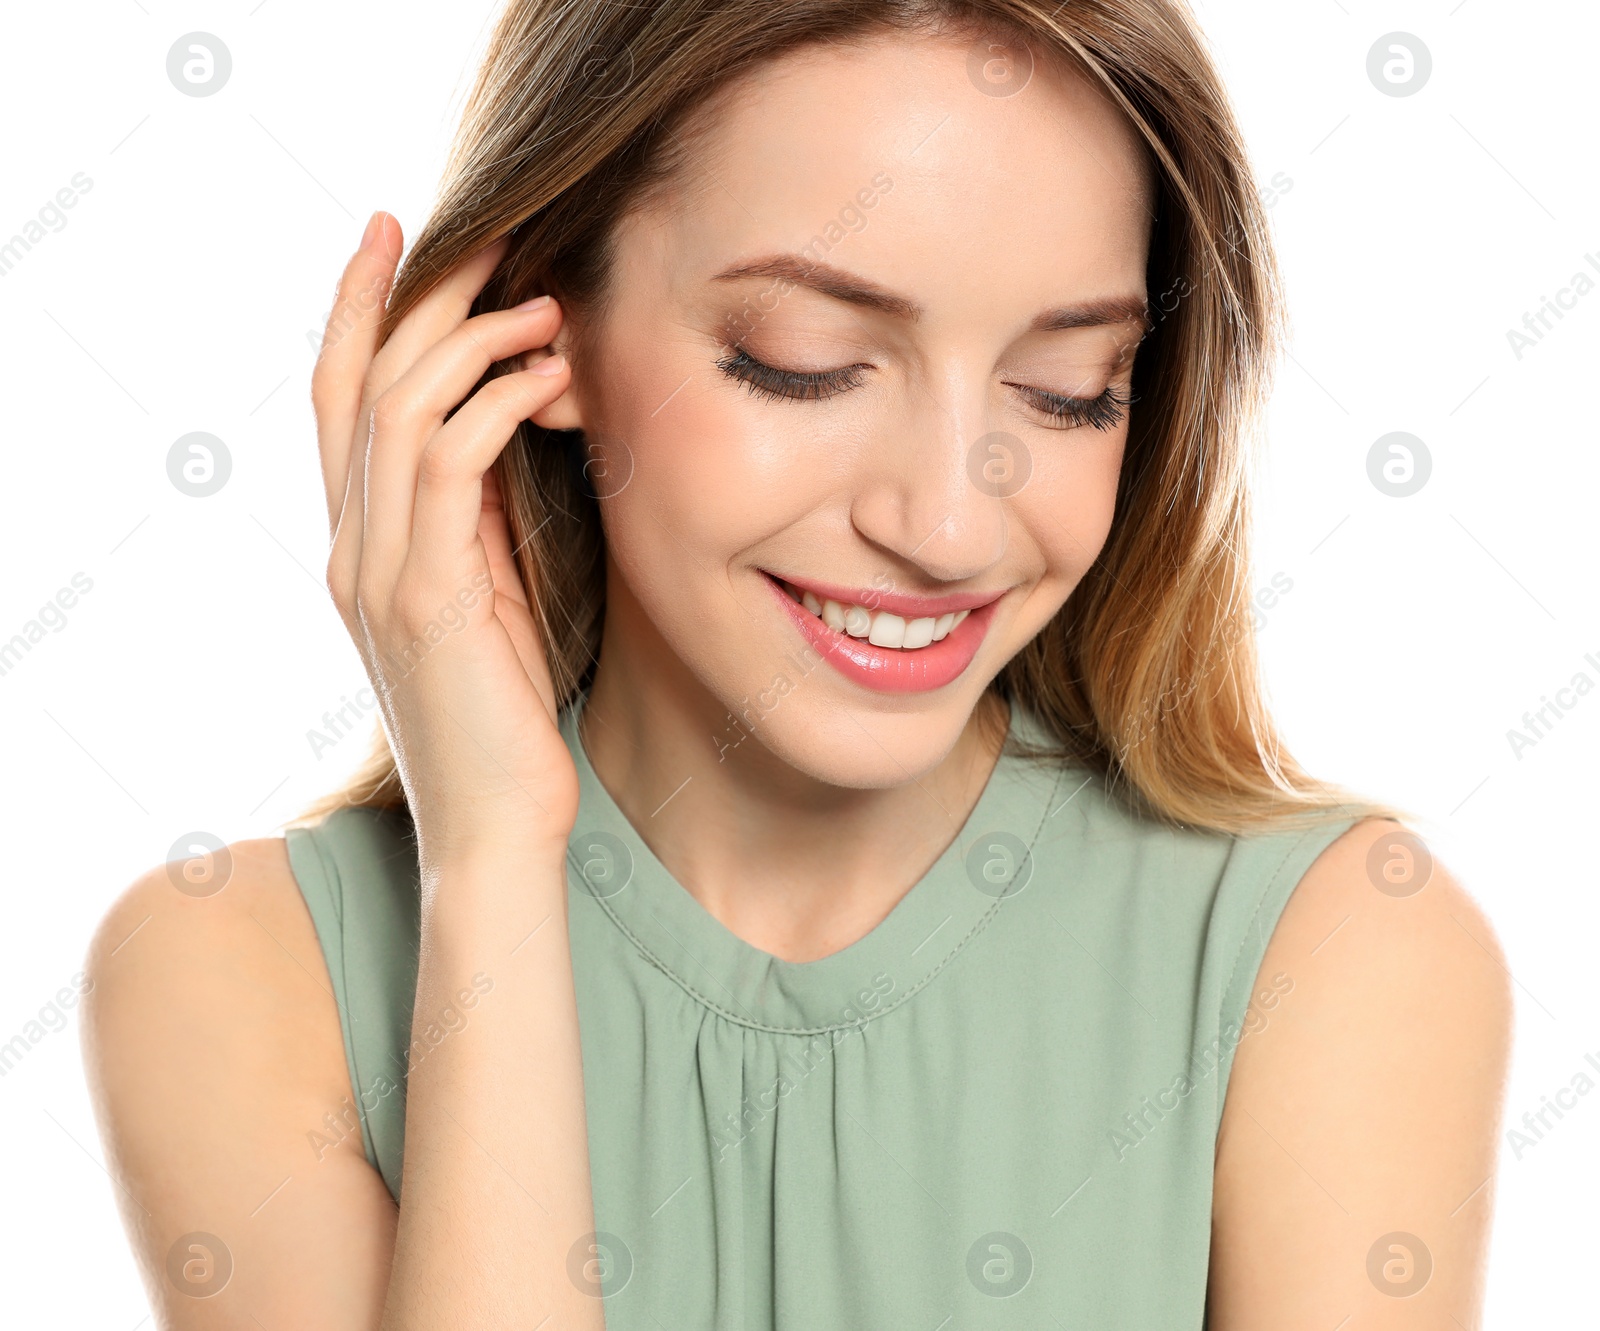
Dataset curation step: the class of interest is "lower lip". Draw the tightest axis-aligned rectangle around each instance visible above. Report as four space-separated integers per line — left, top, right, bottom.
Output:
763 574 998 694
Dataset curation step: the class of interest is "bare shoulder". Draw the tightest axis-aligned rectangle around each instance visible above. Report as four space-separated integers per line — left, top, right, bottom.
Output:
1261 816 1513 1058
83 837 349 1117
82 836 396 1328
1208 817 1513 1328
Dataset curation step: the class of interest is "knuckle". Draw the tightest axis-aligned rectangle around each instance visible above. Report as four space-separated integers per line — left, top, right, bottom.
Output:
487 373 535 413
309 361 346 416
416 442 462 487
368 389 405 433
352 568 388 625
324 552 355 608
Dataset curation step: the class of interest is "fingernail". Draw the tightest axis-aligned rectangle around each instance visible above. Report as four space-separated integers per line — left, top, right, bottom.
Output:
359 211 383 252
530 353 567 376
514 294 553 311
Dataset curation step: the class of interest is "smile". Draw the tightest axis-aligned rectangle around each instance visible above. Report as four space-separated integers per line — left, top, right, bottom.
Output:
778 579 971 648
763 572 1002 694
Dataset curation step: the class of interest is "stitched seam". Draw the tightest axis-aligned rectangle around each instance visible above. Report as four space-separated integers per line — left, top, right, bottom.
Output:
305 819 380 1172
1215 818 1354 1014
571 763 1069 1036
1210 816 1357 1134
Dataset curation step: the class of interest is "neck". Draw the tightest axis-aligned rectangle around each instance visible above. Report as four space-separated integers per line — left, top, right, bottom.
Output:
579 585 1011 964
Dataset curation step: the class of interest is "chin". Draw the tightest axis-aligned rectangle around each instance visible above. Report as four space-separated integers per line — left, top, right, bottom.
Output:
717 682 993 791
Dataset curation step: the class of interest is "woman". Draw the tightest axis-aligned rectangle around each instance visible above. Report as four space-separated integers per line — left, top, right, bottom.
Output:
82 1 1511 1327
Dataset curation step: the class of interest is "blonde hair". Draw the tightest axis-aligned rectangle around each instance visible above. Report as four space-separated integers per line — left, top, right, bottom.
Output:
290 0 1400 837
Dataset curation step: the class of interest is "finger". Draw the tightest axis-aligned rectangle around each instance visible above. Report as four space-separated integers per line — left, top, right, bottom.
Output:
361 235 512 411
476 464 560 719
473 463 563 716
312 212 400 534
478 463 531 616
406 359 572 574
336 233 512 617
362 301 565 576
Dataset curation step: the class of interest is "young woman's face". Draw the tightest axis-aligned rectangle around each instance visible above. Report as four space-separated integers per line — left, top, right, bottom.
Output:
548 29 1156 787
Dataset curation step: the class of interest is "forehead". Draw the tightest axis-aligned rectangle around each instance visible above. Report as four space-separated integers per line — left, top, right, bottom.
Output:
640 28 1157 308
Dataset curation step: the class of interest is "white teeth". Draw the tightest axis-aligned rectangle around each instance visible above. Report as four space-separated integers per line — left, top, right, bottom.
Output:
868 613 906 648
781 579 975 651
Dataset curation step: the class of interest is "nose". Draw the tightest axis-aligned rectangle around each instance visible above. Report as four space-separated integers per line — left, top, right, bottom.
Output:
847 375 1012 585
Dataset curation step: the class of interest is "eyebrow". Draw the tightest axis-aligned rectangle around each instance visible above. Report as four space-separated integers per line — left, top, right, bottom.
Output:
710 253 1149 333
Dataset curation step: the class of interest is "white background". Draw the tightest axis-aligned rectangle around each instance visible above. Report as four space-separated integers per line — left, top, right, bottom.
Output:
0 0 1593 1325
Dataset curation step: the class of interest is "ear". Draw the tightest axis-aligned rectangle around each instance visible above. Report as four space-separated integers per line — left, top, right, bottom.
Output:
524 319 584 431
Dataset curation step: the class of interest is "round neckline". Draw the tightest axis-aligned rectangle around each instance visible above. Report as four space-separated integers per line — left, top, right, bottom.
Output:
560 694 1071 1034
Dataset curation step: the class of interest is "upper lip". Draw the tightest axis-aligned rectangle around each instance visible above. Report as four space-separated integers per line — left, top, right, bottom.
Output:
766 570 1007 619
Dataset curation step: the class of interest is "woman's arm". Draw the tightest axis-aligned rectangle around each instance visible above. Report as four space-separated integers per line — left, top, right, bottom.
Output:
309 213 601 1329
83 830 598 1328
82 215 604 1328
383 838 599 1327
82 837 400 1328
1209 817 1514 1328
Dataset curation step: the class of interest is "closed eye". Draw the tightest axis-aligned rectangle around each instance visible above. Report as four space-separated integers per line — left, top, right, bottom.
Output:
715 345 1137 431
715 346 867 402
1004 381 1137 432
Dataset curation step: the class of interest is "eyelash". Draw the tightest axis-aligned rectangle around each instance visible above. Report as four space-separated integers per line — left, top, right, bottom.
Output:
714 346 1136 431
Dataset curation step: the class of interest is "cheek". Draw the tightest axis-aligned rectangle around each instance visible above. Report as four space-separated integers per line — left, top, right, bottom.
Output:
1014 429 1127 583
591 332 825 601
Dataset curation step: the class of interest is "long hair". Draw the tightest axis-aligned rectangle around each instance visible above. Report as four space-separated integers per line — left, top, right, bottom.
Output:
289 0 1397 836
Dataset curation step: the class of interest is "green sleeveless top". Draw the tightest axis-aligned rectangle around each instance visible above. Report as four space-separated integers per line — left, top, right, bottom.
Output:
285 697 1356 1328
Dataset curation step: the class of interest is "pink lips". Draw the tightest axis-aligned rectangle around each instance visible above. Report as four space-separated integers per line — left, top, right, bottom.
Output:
763 572 1002 694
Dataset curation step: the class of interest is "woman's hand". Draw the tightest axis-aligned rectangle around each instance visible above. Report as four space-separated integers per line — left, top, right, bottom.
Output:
312 212 579 865
311 215 604 1329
